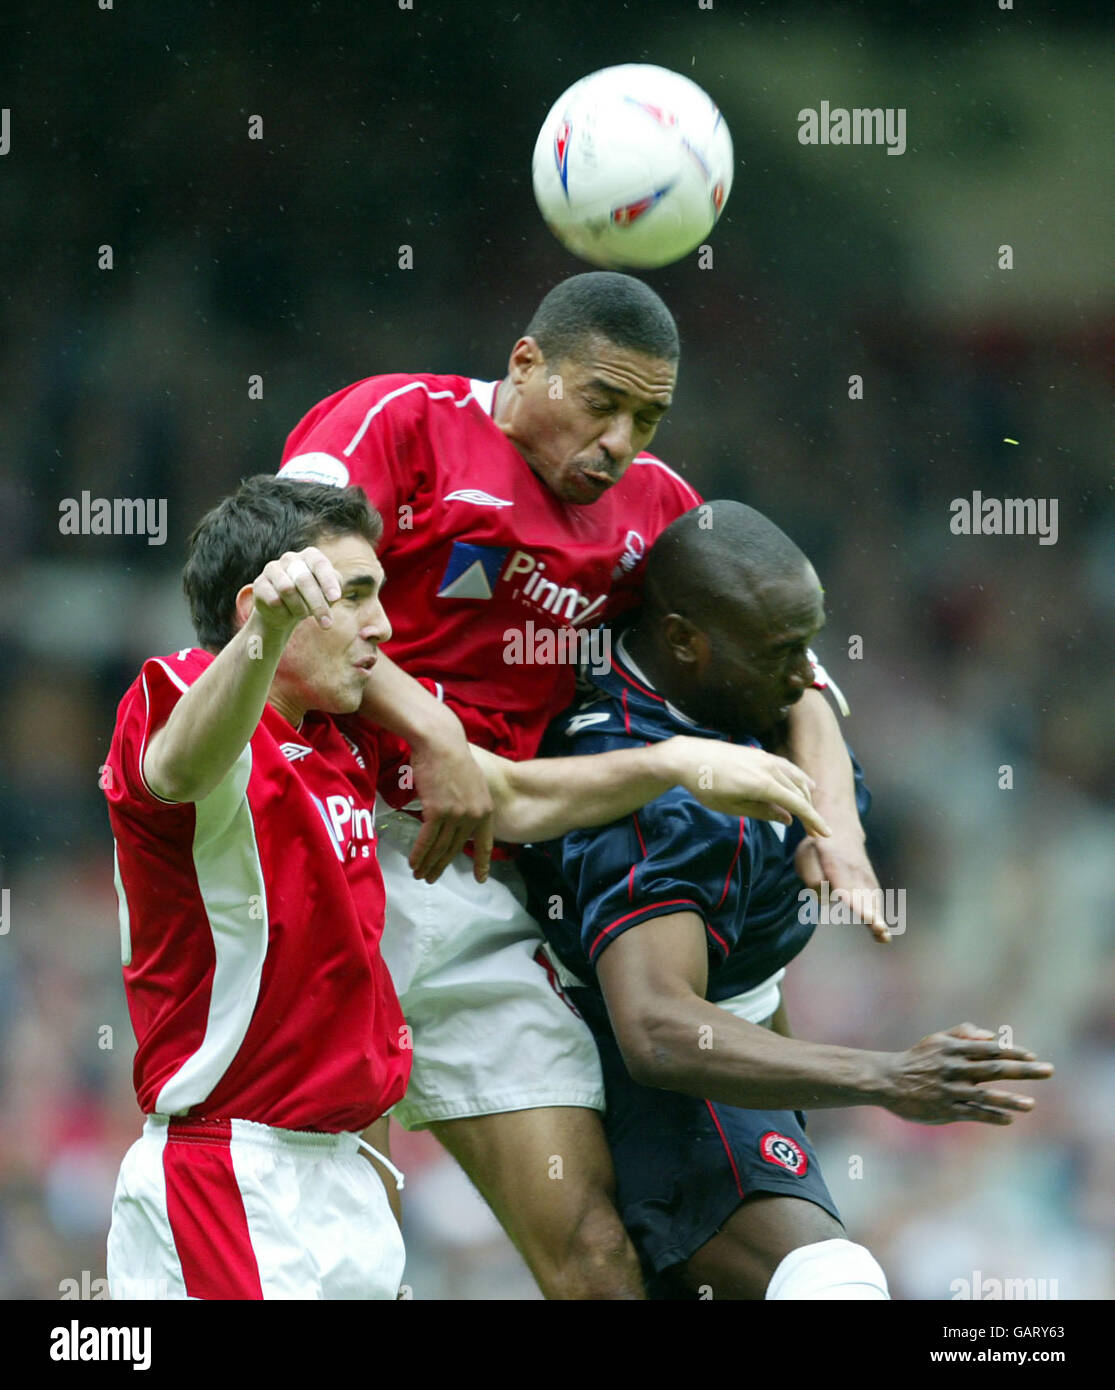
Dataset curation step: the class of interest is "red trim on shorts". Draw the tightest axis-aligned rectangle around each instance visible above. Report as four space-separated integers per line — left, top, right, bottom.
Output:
532 945 583 1018
621 687 632 734
163 1118 264 1300
704 1100 745 1199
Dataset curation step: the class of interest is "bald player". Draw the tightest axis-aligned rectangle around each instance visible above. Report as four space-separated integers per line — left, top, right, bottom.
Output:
524 501 1054 1299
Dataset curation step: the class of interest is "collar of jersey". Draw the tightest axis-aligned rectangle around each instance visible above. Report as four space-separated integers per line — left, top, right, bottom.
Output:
469 378 500 416
610 631 735 744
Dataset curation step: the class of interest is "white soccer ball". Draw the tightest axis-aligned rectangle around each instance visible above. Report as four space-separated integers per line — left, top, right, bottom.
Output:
532 64 734 270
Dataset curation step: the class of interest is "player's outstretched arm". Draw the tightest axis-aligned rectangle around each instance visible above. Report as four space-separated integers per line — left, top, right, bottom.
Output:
143 547 341 804
470 735 832 844
784 690 889 943
597 912 1054 1124
358 653 494 884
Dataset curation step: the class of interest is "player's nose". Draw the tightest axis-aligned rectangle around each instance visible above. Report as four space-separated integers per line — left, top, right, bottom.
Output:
363 599 392 645
598 412 635 462
787 653 812 691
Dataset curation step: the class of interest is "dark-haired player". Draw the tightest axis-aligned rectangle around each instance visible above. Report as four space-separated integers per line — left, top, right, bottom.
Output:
104 477 408 1299
523 500 1055 1299
278 273 878 1297
104 476 823 1300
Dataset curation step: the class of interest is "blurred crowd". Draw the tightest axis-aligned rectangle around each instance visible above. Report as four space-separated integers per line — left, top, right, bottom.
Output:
0 4 1111 1298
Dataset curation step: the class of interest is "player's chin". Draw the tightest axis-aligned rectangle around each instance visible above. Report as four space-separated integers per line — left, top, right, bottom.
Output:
317 675 367 716
748 709 789 748
340 677 368 713
564 473 615 505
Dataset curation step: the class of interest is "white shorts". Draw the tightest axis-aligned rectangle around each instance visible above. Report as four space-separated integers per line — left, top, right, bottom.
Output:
376 807 605 1129
107 1115 405 1300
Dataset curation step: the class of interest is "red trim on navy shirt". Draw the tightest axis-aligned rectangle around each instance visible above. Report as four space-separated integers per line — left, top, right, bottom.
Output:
705 921 730 955
631 810 647 859
612 656 665 704
589 898 703 958
714 817 747 911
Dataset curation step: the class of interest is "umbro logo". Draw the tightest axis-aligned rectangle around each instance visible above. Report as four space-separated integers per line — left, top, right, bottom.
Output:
280 742 314 762
565 711 612 736
444 489 514 508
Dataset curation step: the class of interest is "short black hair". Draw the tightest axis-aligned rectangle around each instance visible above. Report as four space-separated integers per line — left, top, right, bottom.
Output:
642 500 811 630
183 475 383 651
524 272 680 367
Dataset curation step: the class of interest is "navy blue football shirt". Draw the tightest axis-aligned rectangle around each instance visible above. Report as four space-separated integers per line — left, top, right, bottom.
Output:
521 628 870 1030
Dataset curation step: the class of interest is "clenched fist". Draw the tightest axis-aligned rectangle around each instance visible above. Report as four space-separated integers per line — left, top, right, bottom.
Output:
252 546 343 633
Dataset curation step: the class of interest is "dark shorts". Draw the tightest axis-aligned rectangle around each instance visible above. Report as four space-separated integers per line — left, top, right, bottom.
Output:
589 1024 842 1295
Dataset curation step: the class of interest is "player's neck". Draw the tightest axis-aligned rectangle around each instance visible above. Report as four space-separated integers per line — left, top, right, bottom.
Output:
623 625 696 719
491 377 539 473
491 377 511 427
267 684 306 731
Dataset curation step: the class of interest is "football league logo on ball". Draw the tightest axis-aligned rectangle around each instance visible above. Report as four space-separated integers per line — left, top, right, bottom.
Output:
532 63 734 269
760 1131 808 1176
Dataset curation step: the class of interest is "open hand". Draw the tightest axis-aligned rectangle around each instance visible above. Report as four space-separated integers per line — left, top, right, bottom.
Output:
883 1023 1054 1124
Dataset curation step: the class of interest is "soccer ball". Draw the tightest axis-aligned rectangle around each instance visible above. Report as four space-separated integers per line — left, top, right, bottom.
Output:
532 64 734 270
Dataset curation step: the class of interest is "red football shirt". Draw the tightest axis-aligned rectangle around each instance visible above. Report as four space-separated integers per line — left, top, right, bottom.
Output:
279 374 702 763
104 648 410 1133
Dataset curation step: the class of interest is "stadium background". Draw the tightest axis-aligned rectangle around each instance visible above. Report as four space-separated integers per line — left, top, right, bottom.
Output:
1 0 1111 1299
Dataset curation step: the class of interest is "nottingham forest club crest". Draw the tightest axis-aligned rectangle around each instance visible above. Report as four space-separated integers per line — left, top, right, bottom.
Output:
615 529 645 575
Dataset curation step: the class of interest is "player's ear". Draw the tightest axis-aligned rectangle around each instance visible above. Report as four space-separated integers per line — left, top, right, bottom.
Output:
507 336 544 384
233 583 255 632
662 613 707 671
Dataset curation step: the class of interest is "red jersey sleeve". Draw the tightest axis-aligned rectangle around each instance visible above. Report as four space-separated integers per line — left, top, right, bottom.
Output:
278 374 438 550
105 649 214 813
605 454 705 623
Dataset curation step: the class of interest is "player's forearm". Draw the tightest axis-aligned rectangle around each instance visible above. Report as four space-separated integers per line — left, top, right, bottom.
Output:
357 651 462 750
624 994 892 1111
143 614 285 803
784 689 864 843
482 740 687 843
